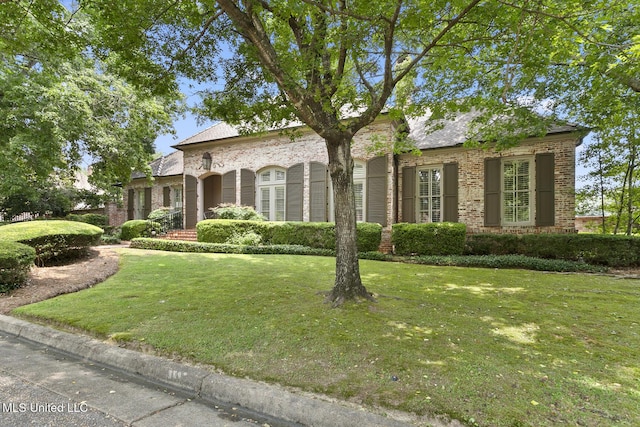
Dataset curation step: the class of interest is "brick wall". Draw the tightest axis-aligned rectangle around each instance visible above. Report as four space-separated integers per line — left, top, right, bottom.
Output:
181 119 397 224
397 133 579 234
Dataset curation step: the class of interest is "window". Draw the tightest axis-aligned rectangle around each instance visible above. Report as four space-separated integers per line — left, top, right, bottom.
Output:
328 161 367 222
353 162 366 222
258 168 286 221
502 158 533 225
174 187 183 210
417 167 442 223
136 190 145 219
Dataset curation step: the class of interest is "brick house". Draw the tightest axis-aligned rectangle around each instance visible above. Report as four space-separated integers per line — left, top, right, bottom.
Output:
123 112 587 238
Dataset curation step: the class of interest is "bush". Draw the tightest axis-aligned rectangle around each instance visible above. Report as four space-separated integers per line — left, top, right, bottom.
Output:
210 204 265 221
392 223 467 256
197 220 382 252
0 220 103 266
0 241 36 292
120 220 161 241
147 207 173 221
465 233 640 267
66 213 108 228
226 230 263 246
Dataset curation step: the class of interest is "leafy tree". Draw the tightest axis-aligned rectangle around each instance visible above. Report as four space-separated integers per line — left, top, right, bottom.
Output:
82 0 633 305
0 1 180 202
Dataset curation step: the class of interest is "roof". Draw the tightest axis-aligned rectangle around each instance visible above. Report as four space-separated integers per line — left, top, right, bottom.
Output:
131 150 183 180
175 122 242 147
408 111 585 150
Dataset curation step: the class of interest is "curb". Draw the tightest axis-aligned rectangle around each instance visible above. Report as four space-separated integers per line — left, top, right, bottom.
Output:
0 314 415 427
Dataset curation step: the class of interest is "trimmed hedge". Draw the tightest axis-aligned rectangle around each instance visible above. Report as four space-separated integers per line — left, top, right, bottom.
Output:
130 238 334 256
196 220 382 252
66 213 108 228
0 220 103 266
0 241 36 292
392 222 467 256
120 220 162 241
465 233 640 267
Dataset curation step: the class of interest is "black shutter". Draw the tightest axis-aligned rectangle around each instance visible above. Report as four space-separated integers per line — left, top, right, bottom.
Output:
241 169 255 207
222 171 236 204
286 163 304 221
536 153 555 226
310 162 328 222
163 186 171 207
143 188 152 219
185 175 197 228
484 158 501 226
127 189 134 220
443 163 459 222
367 156 388 226
402 166 416 223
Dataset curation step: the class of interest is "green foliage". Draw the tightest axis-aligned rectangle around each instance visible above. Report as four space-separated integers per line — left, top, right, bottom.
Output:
196 220 382 252
147 207 173 221
0 241 36 292
465 233 640 267
226 230 263 246
130 238 334 257
392 223 467 256
405 254 605 273
120 220 161 241
211 204 265 221
0 220 102 267
0 3 179 198
66 213 108 228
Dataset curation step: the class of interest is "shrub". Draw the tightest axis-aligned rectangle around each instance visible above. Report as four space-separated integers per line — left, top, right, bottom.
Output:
66 213 108 228
147 207 173 221
120 220 161 241
0 241 36 292
392 222 467 256
0 220 103 266
197 220 382 251
226 230 263 246
465 233 640 267
210 204 265 221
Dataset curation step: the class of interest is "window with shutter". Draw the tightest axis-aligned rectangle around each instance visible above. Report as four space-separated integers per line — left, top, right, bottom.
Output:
222 171 236 204
417 167 442 223
309 162 328 222
502 158 533 225
366 156 387 226
286 163 304 221
258 167 286 221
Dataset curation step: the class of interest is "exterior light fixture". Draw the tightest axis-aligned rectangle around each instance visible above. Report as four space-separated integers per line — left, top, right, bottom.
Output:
201 152 212 170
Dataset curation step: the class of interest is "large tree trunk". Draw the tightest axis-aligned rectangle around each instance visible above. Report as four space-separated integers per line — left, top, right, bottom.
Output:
324 134 374 307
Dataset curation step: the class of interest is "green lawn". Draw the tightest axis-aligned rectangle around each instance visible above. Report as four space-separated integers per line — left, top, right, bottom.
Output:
14 249 640 426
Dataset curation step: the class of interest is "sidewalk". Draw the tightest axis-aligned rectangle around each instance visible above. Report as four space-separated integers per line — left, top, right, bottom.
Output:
0 315 419 427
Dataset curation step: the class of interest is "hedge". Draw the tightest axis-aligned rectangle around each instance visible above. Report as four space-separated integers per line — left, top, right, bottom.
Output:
196 220 382 252
465 233 640 267
120 220 162 241
66 213 108 228
392 222 467 256
0 241 36 292
0 220 103 266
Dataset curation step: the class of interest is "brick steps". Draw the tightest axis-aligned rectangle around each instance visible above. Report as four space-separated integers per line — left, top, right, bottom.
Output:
163 229 197 242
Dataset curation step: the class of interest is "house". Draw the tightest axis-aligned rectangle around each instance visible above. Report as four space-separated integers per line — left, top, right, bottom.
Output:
123 112 587 245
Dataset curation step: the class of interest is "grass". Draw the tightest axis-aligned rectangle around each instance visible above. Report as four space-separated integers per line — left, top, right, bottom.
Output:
13 249 640 426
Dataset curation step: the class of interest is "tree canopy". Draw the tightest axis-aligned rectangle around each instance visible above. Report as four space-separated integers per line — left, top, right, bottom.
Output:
0 0 181 200
6 0 639 303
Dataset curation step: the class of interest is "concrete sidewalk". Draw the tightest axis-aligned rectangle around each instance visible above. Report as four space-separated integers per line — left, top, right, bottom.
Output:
0 315 422 427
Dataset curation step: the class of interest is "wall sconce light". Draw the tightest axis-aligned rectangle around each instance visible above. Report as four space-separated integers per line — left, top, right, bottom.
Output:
201 152 212 170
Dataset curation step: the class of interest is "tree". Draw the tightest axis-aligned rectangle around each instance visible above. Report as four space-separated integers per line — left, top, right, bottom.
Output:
0 0 180 202
83 0 620 305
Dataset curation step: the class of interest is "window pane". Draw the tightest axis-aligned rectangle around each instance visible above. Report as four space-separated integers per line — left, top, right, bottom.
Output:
275 170 285 181
275 186 285 221
417 167 442 223
502 159 531 224
354 182 364 221
261 171 271 182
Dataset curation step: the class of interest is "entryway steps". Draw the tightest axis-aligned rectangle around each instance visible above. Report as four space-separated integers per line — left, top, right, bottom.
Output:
163 229 198 242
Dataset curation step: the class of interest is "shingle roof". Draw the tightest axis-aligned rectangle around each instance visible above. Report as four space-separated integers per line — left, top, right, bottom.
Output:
131 150 183 180
408 111 584 150
175 122 241 147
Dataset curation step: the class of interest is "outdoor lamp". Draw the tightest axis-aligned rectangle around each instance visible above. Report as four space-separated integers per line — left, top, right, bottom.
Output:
201 152 212 170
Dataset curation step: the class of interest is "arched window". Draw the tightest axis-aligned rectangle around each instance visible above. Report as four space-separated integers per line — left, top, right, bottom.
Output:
257 167 286 221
